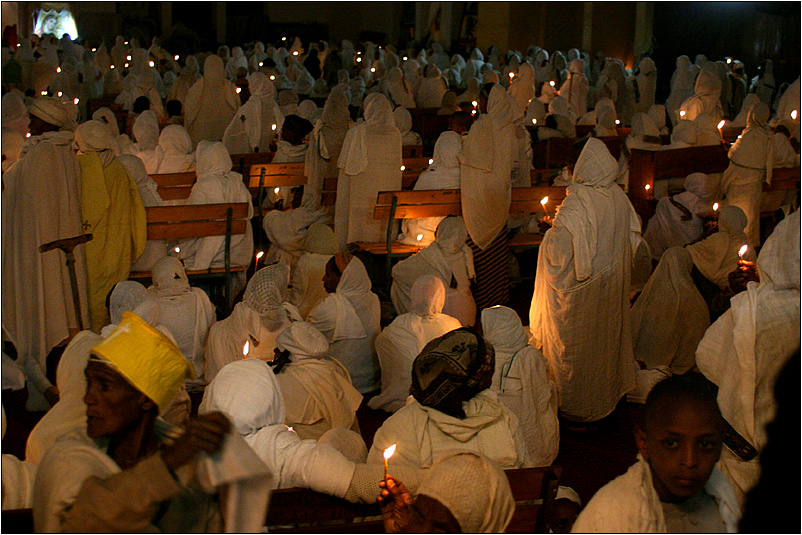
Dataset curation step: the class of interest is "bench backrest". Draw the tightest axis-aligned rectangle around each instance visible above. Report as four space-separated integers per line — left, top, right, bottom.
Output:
629 145 730 198
151 171 196 201
248 162 307 189
145 203 250 241
232 151 275 178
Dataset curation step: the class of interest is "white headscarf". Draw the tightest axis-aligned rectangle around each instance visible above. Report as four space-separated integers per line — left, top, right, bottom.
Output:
686 204 753 289
154 124 194 173
414 131 462 191
74 119 117 168
185 54 240 145
338 93 398 176
150 256 191 298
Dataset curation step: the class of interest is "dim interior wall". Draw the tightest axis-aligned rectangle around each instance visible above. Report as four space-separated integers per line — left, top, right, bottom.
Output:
540 2 584 54
508 2 545 53
476 1 509 53
591 1 637 69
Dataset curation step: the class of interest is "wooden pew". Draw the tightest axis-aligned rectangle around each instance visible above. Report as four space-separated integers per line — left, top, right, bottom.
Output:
0 465 561 534
531 135 625 169
150 171 196 201
402 144 423 158
128 202 250 315
409 108 451 154
231 151 275 179
628 145 730 200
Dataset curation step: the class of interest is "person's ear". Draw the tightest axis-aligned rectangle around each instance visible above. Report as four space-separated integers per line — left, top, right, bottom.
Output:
139 395 156 413
635 426 649 460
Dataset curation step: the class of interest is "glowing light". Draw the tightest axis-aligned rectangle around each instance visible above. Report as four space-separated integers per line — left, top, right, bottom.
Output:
174 246 181 254
383 444 397 479
416 234 423 242
149 61 155 67
74 98 79 105
738 244 748 259
717 120 725 130
40 91 47 96
274 187 280 194
429 159 434 165
792 110 798 120
110 65 115 70
509 72 514 78
26 133 31 138
126 55 131 61
287 426 294 432
293 51 299 56
403 56 408 61
471 100 478 107
271 124 277 131
356 57 362 63
270 75 275 80
92 48 96 52
243 341 250 357
125 63 129 68
644 184 651 191
57 91 63 97
282 37 287 41
124 41 128 45
679 110 686 118
370 67 375 73
256 251 264 261
549 80 555 87
615 119 621 125
532 118 537 125
57 67 61 73
16 44 19 47
236 87 242 94
400 165 406 171
260 62 264 67
540 196 549 205
726 58 732 64
713 202 719 211
175 55 179 61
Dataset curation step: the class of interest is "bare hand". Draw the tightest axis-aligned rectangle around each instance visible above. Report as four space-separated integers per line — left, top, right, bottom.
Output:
378 476 415 533
728 261 759 294
44 385 60 407
538 215 554 233
161 411 231 472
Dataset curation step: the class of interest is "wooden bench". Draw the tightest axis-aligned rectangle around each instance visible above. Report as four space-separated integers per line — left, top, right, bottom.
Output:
531 135 625 169
231 151 275 179
128 202 250 315
409 108 451 154
402 144 423 158
150 171 196 201
1 465 560 534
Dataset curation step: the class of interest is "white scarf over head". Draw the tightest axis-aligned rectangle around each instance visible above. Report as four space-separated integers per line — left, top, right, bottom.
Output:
686 205 753 289
154 124 195 173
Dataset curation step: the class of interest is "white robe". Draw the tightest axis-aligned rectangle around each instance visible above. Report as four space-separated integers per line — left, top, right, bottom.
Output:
184 55 240 146
643 173 711 260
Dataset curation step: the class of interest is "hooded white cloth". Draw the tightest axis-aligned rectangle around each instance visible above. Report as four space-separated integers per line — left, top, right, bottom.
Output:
2 406 37 510
643 172 712 259
687 205 754 289
508 62 536 113
696 210 799 506
131 110 160 173
369 276 462 413
680 69 724 122
667 56 696 125
289 223 339 319
168 55 201 108
225 46 248 81
334 93 402 248
368 389 532 469
398 131 463 246
528 138 639 422
617 112 662 191
273 321 362 440
307 256 381 393
632 57 658 114
393 105 423 147
416 64 448 108
222 72 280 155
481 306 559 466
573 454 740 533
2 127 24 172
728 93 760 129
262 206 331 272
204 264 302 383
122 154 167 273
720 101 773 245
392 217 477 327
130 73 167 118
382 66 416 109
177 141 254 271
2 131 89 411
416 451 515 533
184 55 240 146
2 91 30 137
153 125 195 174
459 85 520 250
199 359 357 496
631 247 710 375
147 257 215 388
559 58 589 117
694 113 722 146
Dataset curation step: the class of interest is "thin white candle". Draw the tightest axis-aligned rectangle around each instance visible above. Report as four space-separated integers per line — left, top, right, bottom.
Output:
383 444 396 479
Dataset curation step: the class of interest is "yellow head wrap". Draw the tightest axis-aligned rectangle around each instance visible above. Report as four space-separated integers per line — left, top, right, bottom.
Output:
91 312 193 412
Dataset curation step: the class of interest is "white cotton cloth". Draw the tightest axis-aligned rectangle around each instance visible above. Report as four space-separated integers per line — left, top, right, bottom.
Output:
222 72 280 155
631 247 710 375
643 172 712 259
184 55 240 146
728 93 760 129
416 64 448 108
225 46 248 81
130 73 167 118
2 91 30 137
369 276 462 413
459 84 520 250
122 153 167 272
694 113 722 146
262 206 330 268
481 306 559 466
273 321 362 440
392 217 476 327
695 210 799 505
528 138 638 422
573 454 740 533
368 389 532 469
393 105 423 147
666 55 697 125
559 58 589 117
617 112 662 190
679 68 723 122
398 131 462 246
416 451 515 533
307 256 381 393
177 141 254 271
508 62 536 113
168 55 201 108
289 223 339 318
687 205 754 290
153 125 195 174
2 127 24 172
147 257 216 388
199 359 356 496
335 93 402 248
131 110 161 173
632 57 658 114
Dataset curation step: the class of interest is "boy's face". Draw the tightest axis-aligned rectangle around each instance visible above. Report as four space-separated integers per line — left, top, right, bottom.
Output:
547 499 581 533
636 398 723 503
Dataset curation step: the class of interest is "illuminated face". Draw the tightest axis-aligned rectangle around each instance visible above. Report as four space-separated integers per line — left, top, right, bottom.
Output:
83 360 151 439
547 500 581 534
43 16 57 33
636 398 723 503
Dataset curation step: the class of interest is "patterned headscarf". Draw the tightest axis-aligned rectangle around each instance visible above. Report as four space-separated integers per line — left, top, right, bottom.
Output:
410 328 495 419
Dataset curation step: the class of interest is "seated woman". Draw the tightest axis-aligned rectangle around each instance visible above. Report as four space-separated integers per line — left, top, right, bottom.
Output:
290 222 339 319
391 217 476 327
177 141 253 276
204 264 302 383
129 110 160 173
307 253 381 394
272 321 362 441
393 105 423 147
367 328 533 469
369 276 462 413
147 257 216 391
480 305 559 467
152 124 195 174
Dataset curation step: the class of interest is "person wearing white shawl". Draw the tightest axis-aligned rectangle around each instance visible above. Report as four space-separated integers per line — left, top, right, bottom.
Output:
222 72 280 155
249 41 268 73
644 172 712 260
168 55 201 108
694 112 723 146
631 57 658 115
297 99 317 122
32 312 272 533
369 276 462 413
524 96 548 128
177 141 254 272
368 328 532 470
2 405 38 510
529 138 639 423
277 89 300 116
772 77 800 140
262 201 330 269
589 97 618 137
750 59 776 109
306 253 380 393
2 90 30 137
457 76 481 105
129 73 167 118
481 305 559 466
381 66 417 109
508 61 536 113
398 131 462 247
679 68 724 122
147 257 215 390
720 101 773 245
204 264 301 383
393 105 423 147
401 58 423 95
288 223 339 319
2 127 24 173
617 112 662 191
152 124 195 173
225 46 248 81
184 55 240 146
91 107 133 154
271 321 362 440
482 68 500 86
547 96 577 137
124 153 169 273
392 217 476 327
695 210 799 507
663 119 698 149
686 205 755 290
335 93 402 248
647 104 670 136
437 90 461 116
727 93 760 129
559 58 589 117
416 63 448 108
130 110 160 172
573 375 740 533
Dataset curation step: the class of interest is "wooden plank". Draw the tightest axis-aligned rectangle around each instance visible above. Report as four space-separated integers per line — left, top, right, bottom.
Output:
250 162 306 177
147 219 247 240
149 172 196 187
146 203 250 223
248 162 307 188
157 186 192 201
402 145 423 158
352 241 426 255
375 189 461 205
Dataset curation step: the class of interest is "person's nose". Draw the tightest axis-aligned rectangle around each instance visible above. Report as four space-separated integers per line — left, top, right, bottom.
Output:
680 442 698 468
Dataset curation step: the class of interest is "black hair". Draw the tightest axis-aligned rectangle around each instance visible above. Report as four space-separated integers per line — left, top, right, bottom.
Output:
281 114 314 145
641 374 723 432
165 99 182 117
132 96 150 114
545 114 558 130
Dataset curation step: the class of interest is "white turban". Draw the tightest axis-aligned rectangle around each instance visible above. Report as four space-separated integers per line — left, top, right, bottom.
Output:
28 97 77 131
275 321 328 358
243 264 291 316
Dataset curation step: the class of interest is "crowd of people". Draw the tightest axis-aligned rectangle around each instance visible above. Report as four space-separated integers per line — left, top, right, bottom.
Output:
1 26 799 533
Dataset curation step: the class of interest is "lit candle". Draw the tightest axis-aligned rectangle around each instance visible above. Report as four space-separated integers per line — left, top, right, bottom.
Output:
679 110 686 119
532 118 537 125
717 119 725 143
126 55 131 61
271 124 277 131
429 159 434 165
125 63 129 68
645 184 651 191
243 340 250 357
255 251 264 266
110 65 115 70
738 244 747 260
792 110 798 121
57 67 61 73
270 75 275 80
73 98 80 106
713 202 719 211
726 58 732 64
124 41 128 45
57 91 62 97
472 100 478 108
615 119 621 125
92 48 96 52
540 196 550 218
236 87 242 94
274 187 280 194
508 72 514 79
356 57 362 63
175 55 180 61
26 133 31 138
41 91 47 96
293 51 298 56
549 80 555 87
383 444 396 480
174 246 181 260
400 165 406 171
371 67 375 73
416 233 423 243
282 37 287 41
403 56 408 61
149 61 155 67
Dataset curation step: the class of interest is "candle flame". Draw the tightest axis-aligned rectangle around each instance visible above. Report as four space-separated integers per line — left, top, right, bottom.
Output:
271 123 277 130
270 75 275 80
713 202 719 211
124 41 128 45
371 67 375 73
293 51 298 56
243 340 250 356
356 57 362 62
540 196 549 205
57 67 61 73
383 444 396 460
256 251 264 260
509 72 514 78
403 56 408 61
274 187 280 194
416 234 423 242
111 65 115 69
26 133 31 138
400 165 406 171
429 159 434 165
471 100 478 107
149 61 155 67
73 98 79 105
92 48 96 52
792 110 798 120
549 80 555 87
738 244 748 258
645 184 651 190
41 91 47 96
57 91 62 97
615 119 621 125
125 63 129 68
717 120 725 130
175 55 179 61
679 110 686 118
236 87 241 93
532 118 537 125
726 58 732 64
127 55 131 61
174 246 181 254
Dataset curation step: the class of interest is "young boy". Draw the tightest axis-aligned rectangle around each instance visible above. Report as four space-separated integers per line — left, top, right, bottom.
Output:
572 375 741 532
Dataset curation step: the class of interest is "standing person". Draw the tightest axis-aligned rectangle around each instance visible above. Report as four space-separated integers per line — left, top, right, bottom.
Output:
334 93 401 249
222 71 280 155
559 58 589 118
75 120 147 332
679 68 724 122
184 55 240 146
2 98 87 410
459 84 520 310
528 138 638 424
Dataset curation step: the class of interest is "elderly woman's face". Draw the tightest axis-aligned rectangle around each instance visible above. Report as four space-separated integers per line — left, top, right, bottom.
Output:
83 360 152 439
